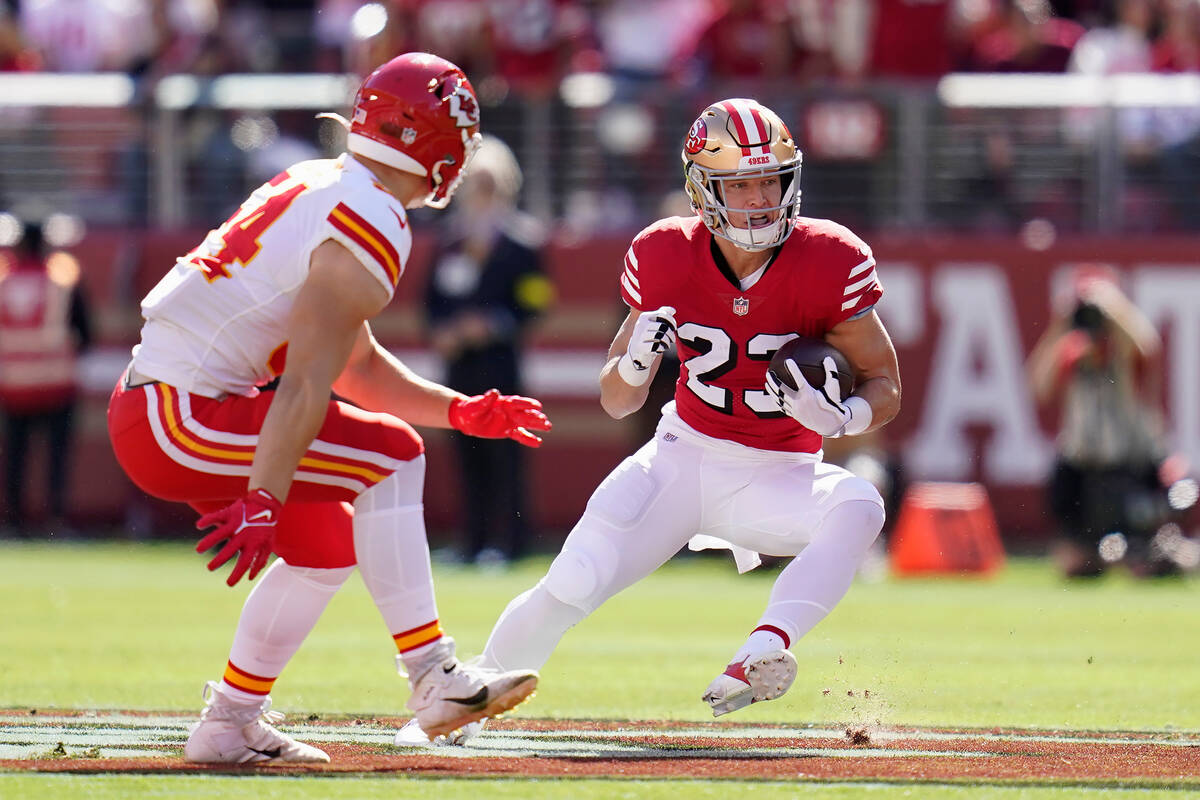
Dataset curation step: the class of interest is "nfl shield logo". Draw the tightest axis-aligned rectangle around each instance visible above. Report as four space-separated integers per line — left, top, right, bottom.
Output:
733 297 750 316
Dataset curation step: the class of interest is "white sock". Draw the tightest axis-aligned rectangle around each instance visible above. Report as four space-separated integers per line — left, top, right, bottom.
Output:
737 499 884 662
219 559 354 703
482 580 587 672
353 456 444 664
731 626 789 664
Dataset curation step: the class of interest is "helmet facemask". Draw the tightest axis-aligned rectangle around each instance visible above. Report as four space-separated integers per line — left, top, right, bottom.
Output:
685 160 801 252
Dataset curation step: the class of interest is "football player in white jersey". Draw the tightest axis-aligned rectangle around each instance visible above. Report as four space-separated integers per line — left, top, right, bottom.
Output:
108 53 550 763
398 97 902 746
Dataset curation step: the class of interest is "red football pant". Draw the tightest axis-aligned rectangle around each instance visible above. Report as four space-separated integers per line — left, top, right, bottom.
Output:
108 377 425 568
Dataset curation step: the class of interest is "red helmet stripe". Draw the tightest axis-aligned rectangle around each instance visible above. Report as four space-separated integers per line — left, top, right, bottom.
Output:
720 100 753 156
747 106 770 155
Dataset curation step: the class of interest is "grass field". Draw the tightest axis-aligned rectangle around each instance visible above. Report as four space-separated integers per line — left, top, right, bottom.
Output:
1 540 1197 798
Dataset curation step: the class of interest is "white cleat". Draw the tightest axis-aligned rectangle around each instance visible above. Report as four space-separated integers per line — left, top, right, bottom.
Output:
393 717 485 747
183 681 330 764
702 650 798 717
404 639 537 739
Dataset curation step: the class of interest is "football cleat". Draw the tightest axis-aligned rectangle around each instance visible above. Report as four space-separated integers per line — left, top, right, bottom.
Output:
183 681 330 764
702 650 798 717
393 716 485 747
404 639 537 739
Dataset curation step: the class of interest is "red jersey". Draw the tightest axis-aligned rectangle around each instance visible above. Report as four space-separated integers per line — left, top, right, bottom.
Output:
619 216 880 453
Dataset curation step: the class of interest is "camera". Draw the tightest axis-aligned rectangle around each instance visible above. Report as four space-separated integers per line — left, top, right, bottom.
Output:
1070 301 1105 333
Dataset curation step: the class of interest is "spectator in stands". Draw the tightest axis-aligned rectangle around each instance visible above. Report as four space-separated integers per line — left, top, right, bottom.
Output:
690 0 794 84
0 4 39 71
0 216 92 538
1152 0 1200 229
18 0 158 73
1027 265 1172 577
483 0 592 99
966 0 1085 72
424 136 554 568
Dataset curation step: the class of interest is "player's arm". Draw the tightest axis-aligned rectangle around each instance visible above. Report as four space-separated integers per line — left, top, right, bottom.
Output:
599 305 675 419
333 320 463 428
248 239 392 501
824 308 901 434
326 244 552 446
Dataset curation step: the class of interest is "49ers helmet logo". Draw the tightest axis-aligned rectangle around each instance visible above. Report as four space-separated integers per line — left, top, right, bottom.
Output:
684 118 707 154
446 82 480 129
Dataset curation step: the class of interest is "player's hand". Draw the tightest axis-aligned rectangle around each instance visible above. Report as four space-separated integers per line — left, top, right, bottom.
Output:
195 488 283 587
449 389 552 448
765 356 852 437
618 306 676 386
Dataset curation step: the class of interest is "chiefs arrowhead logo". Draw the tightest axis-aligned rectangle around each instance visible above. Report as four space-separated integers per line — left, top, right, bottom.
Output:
447 83 479 128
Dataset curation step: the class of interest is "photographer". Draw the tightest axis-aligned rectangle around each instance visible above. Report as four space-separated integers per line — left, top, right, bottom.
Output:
1027 265 1173 577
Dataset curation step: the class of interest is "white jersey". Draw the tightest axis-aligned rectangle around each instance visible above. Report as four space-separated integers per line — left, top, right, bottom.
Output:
133 155 412 398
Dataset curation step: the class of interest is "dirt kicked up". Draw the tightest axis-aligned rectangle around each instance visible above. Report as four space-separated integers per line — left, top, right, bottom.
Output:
1 711 1198 787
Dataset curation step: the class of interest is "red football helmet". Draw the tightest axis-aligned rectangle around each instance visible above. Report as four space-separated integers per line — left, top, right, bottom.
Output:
340 53 482 209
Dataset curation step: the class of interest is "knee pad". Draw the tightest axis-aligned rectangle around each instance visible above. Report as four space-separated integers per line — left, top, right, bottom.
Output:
827 477 886 531
542 532 620 613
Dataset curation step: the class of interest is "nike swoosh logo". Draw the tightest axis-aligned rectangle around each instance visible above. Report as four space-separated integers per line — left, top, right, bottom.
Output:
246 746 282 758
443 664 457 674
446 687 489 706
390 207 408 230
248 510 274 522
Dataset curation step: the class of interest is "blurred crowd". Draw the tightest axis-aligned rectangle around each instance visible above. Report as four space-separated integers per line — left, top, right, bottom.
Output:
0 0 1196 87
2 0 1199 230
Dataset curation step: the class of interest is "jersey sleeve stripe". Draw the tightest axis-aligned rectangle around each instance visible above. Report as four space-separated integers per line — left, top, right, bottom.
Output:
623 265 640 289
848 256 875 278
844 269 877 296
842 291 876 311
621 273 643 305
625 246 639 273
329 204 401 287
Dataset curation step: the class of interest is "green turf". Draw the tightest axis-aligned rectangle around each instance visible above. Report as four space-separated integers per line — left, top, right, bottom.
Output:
1 540 1198 798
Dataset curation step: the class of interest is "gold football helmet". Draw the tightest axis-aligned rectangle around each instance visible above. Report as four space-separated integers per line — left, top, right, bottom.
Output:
682 98 802 252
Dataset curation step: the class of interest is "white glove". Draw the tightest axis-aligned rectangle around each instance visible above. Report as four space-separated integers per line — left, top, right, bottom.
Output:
765 356 871 437
617 306 676 386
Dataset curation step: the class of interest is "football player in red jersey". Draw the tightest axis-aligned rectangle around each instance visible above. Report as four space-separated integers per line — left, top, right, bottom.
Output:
107 54 549 763
398 98 900 745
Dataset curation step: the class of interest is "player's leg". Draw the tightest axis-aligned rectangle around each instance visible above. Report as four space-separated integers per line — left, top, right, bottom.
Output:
184 501 356 764
395 436 701 747
482 435 702 672
702 461 885 716
352 452 538 738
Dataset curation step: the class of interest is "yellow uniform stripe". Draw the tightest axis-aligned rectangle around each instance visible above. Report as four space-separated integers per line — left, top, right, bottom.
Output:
393 621 443 653
157 386 389 484
223 664 275 694
330 208 400 284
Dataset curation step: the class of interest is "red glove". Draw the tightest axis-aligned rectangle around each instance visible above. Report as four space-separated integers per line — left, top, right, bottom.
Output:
195 488 283 587
449 389 552 448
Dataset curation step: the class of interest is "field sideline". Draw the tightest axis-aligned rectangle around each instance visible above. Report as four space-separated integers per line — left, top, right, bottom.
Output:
1 540 1197 798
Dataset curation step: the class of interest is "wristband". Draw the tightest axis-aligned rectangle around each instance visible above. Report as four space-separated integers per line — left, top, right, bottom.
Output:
839 395 873 437
616 353 652 387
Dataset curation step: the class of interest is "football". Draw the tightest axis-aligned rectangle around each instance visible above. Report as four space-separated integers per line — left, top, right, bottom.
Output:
768 337 854 397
